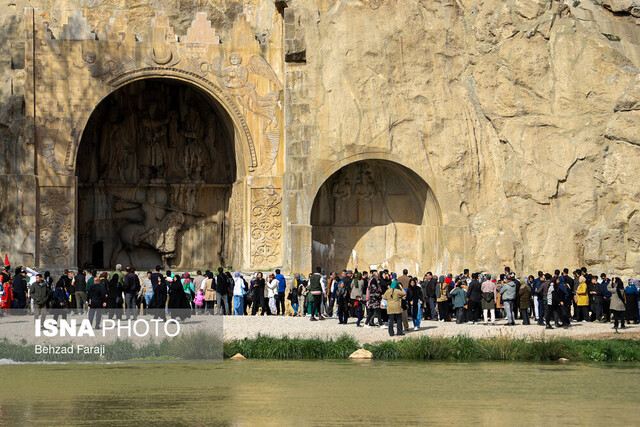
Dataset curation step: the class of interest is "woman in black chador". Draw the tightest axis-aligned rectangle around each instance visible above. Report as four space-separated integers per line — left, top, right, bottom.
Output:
149 268 167 320
168 272 192 321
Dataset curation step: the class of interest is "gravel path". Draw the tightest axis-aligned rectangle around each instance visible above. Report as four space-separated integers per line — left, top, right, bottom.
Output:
1 313 638 345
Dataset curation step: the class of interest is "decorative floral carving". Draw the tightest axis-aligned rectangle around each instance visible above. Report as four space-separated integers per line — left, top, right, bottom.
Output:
250 187 282 267
82 50 135 83
39 188 72 266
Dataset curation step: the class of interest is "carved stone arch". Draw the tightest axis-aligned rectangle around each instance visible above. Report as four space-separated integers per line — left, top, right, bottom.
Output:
308 156 444 274
307 153 442 226
68 67 258 176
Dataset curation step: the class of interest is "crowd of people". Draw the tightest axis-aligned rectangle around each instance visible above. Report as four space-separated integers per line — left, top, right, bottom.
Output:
1 252 639 336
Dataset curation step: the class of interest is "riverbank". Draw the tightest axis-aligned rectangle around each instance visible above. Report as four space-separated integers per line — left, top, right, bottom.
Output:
0 313 638 344
2 330 640 363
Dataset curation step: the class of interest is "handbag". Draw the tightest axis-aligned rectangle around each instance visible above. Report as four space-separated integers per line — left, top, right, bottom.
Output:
380 298 387 309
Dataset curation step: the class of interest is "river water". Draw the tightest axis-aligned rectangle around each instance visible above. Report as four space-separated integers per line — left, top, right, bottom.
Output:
1 360 639 425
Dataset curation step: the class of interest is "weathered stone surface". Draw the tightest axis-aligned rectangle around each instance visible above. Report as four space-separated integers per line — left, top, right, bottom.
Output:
0 0 639 276
601 0 640 14
348 349 373 360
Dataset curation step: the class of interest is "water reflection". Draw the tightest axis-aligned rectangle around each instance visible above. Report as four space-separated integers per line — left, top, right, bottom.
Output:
1 361 639 425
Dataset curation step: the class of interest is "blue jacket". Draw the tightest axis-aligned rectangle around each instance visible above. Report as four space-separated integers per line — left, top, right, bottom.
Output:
602 280 612 298
276 274 286 293
532 278 542 295
450 287 467 308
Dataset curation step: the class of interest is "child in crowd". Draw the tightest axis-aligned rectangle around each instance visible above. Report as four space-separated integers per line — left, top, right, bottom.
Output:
354 295 365 327
194 290 205 315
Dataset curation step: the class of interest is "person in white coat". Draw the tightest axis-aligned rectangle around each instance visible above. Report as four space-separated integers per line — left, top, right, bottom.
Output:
267 273 279 315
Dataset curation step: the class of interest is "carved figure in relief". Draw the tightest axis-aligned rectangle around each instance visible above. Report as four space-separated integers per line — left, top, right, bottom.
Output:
355 163 376 225
111 187 188 267
211 53 282 129
100 105 138 183
142 103 176 182
182 106 206 182
332 170 352 226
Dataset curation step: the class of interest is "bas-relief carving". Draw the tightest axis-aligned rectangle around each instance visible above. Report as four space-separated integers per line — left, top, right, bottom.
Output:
41 137 73 176
76 8 283 174
250 186 282 267
29 8 286 270
38 188 72 266
144 12 181 68
209 53 283 130
77 80 233 269
311 161 435 273
82 50 135 83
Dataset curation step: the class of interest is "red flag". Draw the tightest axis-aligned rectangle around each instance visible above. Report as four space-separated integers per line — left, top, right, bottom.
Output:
3 254 9 267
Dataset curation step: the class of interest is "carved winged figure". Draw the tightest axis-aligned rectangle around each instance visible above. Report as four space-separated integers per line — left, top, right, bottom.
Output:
211 53 283 129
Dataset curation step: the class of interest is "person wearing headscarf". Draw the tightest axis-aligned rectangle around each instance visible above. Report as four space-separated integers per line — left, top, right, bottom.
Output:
437 277 452 322
481 274 497 325
182 273 194 312
382 280 406 336
251 272 266 315
168 274 192 321
406 277 423 330
575 275 590 322
232 272 246 315
625 279 639 324
203 271 216 315
267 273 278 315
608 277 626 331
148 270 167 320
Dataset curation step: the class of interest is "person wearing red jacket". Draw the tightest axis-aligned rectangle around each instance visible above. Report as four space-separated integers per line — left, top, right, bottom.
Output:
0 255 13 313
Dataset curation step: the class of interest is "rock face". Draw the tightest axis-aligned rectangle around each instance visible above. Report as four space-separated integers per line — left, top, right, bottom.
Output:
348 349 373 360
0 0 639 276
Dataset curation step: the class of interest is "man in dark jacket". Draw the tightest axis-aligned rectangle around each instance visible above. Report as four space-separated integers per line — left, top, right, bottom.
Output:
588 276 604 322
308 267 325 321
397 269 411 329
74 270 87 315
466 273 482 323
538 274 552 325
424 272 438 320
216 267 230 315
30 274 49 327
87 277 107 329
123 266 140 320
601 273 611 322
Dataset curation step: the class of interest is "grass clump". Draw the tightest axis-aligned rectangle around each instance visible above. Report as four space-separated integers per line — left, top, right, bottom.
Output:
165 329 223 359
363 335 640 362
225 334 360 359
602 33 621 41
